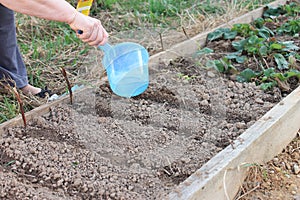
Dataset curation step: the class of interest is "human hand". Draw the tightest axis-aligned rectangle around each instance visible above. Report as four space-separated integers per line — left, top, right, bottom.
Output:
68 11 108 46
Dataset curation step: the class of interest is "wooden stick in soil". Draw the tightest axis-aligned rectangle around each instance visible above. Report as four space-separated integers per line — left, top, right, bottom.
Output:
159 32 164 51
12 87 26 127
60 67 73 104
182 26 189 39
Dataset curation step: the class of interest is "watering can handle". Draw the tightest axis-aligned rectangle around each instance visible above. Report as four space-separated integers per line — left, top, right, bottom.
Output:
98 43 113 53
77 30 112 53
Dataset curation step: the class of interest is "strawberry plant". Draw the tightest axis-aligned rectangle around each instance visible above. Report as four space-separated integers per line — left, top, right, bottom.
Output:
201 1 300 91
277 19 300 36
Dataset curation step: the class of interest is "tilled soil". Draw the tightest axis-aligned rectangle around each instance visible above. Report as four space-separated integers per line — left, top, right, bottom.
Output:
0 58 282 199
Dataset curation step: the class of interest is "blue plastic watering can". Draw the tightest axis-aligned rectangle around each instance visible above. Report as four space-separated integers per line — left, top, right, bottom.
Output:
78 30 149 98
99 42 149 98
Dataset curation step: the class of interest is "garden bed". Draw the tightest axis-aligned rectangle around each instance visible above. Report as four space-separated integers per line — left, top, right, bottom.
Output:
1 0 300 199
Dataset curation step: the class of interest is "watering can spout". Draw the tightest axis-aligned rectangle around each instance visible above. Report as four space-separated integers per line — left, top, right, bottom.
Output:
99 43 113 53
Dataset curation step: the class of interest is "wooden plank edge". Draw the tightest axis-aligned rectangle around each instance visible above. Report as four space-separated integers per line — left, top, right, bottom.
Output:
149 0 287 69
167 85 300 200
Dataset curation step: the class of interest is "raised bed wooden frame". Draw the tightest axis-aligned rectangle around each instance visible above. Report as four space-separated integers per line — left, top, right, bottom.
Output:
1 1 298 199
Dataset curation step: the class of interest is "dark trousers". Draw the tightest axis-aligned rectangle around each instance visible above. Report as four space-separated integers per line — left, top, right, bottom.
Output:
0 4 27 88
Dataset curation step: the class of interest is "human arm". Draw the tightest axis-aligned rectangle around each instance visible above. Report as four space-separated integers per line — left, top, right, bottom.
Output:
0 0 108 46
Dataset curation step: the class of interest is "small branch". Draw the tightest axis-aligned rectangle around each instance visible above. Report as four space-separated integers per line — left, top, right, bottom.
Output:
60 67 73 104
261 57 270 69
12 87 26 127
235 183 260 200
182 26 189 39
159 32 164 51
253 55 264 71
163 168 172 176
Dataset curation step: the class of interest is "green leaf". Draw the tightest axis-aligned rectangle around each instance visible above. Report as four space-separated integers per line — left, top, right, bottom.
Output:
274 53 289 70
232 23 254 37
232 39 247 51
224 31 237 39
263 68 276 77
206 60 225 73
270 43 283 50
207 30 223 41
260 82 277 90
281 41 299 51
5 160 16 167
79 48 89 55
237 68 258 82
259 45 268 56
225 51 247 63
246 46 258 54
235 56 247 63
254 18 265 28
261 76 268 82
207 28 231 41
197 47 214 55
225 51 241 59
72 161 79 167
206 58 235 73
207 28 237 41
284 69 300 79
277 19 300 36
263 6 285 18
258 27 274 39
271 72 286 81
248 35 259 44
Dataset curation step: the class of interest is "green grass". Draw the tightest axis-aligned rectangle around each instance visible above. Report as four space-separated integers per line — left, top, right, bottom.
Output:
17 17 87 89
0 97 18 124
69 0 278 29
0 0 278 124
93 0 227 29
